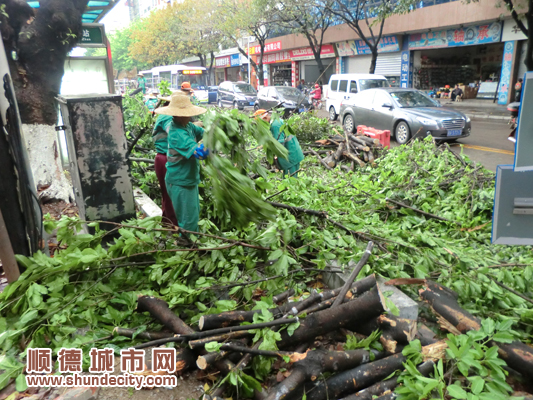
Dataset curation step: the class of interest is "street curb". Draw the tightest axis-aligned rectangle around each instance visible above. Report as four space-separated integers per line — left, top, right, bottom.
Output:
465 113 507 121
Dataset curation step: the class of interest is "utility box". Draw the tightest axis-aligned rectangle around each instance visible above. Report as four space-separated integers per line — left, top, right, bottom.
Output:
58 94 135 226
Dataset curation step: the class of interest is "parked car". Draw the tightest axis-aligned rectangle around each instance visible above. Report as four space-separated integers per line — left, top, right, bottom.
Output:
255 86 312 114
208 86 218 104
326 73 389 121
339 88 472 144
217 81 257 110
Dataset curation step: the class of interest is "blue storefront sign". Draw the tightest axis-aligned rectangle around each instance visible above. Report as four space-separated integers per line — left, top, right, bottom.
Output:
498 41 514 105
354 36 400 54
230 54 241 67
336 35 400 56
400 51 412 88
408 21 502 49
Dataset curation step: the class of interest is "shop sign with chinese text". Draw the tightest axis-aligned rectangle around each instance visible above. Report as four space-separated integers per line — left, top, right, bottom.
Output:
336 36 399 56
215 56 230 68
408 22 502 49
247 41 282 55
289 44 336 60
230 54 241 67
263 51 292 64
497 41 515 105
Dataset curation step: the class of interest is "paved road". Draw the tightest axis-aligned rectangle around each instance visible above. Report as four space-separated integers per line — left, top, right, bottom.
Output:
317 109 513 172
448 119 514 172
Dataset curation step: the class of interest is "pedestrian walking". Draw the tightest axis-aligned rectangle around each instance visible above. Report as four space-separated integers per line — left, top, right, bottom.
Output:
155 94 208 233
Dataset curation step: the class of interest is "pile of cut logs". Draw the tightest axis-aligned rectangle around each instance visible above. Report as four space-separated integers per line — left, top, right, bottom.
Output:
115 247 533 399
305 130 386 171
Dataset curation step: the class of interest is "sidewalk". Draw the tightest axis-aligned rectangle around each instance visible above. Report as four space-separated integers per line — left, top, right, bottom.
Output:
437 99 508 120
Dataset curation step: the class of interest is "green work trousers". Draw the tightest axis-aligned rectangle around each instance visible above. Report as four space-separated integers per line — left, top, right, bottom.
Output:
166 183 200 233
278 162 300 178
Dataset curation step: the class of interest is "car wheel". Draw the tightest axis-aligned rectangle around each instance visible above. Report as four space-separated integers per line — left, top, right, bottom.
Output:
395 121 411 144
254 104 259 111
329 106 337 121
343 114 355 133
233 101 238 109
217 99 223 108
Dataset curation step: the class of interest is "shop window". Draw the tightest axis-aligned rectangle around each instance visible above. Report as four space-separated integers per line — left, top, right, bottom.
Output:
331 80 339 91
339 80 348 93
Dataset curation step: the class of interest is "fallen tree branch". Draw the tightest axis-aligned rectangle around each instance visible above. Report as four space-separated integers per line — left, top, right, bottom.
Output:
385 197 457 224
488 277 533 305
309 148 334 170
332 242 374 308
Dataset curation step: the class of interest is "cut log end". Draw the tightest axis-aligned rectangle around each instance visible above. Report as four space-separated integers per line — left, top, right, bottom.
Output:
199 316 205 331
197 356 208 370
422 340 447 362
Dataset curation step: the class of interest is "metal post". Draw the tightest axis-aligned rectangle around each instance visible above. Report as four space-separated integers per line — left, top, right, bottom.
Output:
248 37 251 84
0 208 20 283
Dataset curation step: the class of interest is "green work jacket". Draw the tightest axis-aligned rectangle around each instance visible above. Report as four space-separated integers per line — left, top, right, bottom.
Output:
270 119 304 170
165 121 204 186
152 115 173 155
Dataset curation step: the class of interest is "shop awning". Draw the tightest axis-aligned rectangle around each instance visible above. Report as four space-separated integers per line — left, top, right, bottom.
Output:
25 1 118 24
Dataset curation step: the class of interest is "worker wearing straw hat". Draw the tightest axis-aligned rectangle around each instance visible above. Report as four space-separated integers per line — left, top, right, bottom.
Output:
155 93 208 232
253 109 304 177
152 94 177 226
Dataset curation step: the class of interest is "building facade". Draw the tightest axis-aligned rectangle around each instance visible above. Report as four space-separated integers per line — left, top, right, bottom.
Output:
245 0 526 104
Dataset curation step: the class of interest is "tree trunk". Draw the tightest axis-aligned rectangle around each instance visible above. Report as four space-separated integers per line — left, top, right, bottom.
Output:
208 51 215 86
369 48 378 74
419 281 533 377
526 6 533 70
1 0 89 202
278 286 386 349
265 349 383 400
306 342 446 400
2 0 90 125
340 361 435 400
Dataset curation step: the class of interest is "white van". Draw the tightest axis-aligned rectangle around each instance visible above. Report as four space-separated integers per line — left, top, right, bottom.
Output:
326 74 389 121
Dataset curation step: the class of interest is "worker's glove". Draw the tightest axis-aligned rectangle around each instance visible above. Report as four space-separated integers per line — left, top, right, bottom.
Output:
194 144 209 160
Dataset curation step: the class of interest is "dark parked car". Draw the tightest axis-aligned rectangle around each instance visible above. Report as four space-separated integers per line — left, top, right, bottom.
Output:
255 86 311 114
217 81 257 110
208 86 218 104
340 88 472 144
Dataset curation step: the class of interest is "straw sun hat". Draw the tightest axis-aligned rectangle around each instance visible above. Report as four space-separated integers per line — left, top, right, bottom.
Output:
155 93 207 117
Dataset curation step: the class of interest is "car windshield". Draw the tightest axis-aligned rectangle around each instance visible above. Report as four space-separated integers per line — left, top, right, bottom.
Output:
234 84 256 94
390 91 437 108
276 87 302 98
359 79 388 91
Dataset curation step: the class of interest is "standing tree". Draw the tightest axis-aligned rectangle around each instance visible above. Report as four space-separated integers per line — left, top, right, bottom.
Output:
218 0 279 86
279 0 336 79
128 4 184 68
174 0 229 85
0 0 89 124
0 0 90 203
323 0 413 73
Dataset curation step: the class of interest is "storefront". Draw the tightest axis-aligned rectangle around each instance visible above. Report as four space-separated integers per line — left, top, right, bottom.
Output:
409 21 503 99
215 55 230 85
247 41 283 88
336 35 401 84
225 54 244 82
263 51 292 86
290 44 337 85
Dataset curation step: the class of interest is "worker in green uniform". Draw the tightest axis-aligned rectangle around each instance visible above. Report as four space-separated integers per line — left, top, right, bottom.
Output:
137 73 146 94
154 94 208 233
254 109 304 177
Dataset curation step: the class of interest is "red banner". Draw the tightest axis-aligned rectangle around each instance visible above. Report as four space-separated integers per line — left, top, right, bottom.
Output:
247 41 282 55
262 51 291 64
215 56 230 68
289 44 336 60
